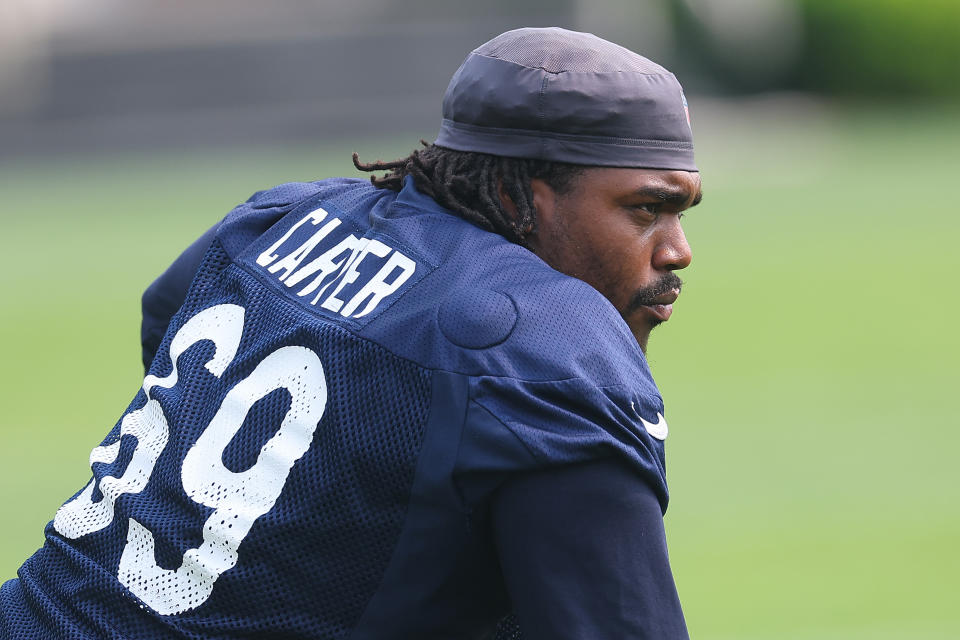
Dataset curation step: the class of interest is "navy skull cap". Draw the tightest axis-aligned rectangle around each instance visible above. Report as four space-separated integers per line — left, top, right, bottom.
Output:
435 27 697 171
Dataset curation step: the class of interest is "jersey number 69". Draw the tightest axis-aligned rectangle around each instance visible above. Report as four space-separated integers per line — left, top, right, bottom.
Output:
53 303 328 615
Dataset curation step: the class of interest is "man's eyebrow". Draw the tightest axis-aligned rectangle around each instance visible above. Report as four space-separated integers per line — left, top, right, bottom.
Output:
632 185 703 208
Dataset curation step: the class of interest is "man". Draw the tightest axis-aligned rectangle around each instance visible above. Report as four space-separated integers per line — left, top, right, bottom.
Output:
1 27 701 639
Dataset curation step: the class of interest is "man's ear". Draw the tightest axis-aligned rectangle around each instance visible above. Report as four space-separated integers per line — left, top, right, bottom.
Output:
498 177 558 240
528 178 557 228
497 178 519 220
497 178 558 222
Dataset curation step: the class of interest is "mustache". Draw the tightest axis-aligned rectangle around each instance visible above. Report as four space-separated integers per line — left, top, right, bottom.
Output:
626 273 684 312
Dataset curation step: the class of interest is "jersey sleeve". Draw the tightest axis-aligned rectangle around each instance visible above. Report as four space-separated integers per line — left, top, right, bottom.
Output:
492 459 689 639
140 223 218 370
492 459 688 639
463 367 670 513
446 273 682 637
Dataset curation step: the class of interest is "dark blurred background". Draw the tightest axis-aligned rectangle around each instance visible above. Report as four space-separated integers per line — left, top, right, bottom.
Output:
2 0 956 157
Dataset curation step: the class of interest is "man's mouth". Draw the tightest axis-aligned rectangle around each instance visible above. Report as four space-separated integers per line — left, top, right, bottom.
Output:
638 288 679 322
627 272 684 323
648 289 679 306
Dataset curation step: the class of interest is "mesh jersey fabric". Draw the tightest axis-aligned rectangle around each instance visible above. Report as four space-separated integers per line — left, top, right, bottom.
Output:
2 176 673 639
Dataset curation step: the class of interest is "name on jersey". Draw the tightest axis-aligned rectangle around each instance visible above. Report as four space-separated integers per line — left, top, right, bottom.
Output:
254 206 417 320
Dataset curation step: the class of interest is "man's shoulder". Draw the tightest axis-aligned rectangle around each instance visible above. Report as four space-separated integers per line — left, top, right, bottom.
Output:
215 178 380 256
445 252 669 505
363 225 653 391
449 261 642 383
208 177 651 389
241 177 371 207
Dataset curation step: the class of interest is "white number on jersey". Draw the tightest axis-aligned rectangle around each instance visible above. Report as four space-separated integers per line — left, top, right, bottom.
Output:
53 303 328 615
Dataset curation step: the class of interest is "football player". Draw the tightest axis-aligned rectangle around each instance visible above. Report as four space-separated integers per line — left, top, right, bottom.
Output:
2 27 701 639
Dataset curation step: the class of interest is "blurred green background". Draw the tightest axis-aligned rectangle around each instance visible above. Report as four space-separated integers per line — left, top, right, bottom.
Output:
1 1 958 638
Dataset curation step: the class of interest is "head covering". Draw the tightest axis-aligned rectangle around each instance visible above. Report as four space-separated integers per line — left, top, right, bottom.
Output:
434 27 696 171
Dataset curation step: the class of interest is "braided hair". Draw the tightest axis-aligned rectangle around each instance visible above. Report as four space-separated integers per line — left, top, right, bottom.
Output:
352 143 582 247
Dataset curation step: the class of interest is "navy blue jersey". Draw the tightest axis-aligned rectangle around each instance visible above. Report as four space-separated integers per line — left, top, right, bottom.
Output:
1 178 687 639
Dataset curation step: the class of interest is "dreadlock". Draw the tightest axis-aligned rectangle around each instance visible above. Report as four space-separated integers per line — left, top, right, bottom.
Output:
352 143 583 247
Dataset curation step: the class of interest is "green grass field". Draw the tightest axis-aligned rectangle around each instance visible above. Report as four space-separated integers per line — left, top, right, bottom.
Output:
1 101 957 638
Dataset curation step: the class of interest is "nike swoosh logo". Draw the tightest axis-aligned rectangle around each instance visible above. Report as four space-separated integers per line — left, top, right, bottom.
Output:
639 412 669 441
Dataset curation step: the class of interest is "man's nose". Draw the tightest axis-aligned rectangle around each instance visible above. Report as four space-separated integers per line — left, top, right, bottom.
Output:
653 216 692 271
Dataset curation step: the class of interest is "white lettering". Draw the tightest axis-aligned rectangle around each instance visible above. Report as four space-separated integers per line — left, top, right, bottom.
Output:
288 234 361 298
320 239 391 313
255 216 421 320
255 208 328 268
341 251 417 318
267 217 342 283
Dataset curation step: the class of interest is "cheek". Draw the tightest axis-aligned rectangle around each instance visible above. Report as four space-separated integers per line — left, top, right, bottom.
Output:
603 232 651 276
610 247 662 308
542 206 652 298
579 248 642 308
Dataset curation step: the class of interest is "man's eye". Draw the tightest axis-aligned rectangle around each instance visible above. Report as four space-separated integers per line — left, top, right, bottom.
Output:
632 203 661 216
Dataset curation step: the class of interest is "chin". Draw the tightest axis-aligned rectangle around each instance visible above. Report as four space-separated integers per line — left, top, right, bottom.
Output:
630 320 663 355
621 306 664 354
633 330 651 354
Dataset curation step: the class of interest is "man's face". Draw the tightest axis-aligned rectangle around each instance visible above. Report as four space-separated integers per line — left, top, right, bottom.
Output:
527 167 702 352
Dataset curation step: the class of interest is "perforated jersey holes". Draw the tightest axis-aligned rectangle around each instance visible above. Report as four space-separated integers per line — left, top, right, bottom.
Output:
56 304 329 616
24 256 433 636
